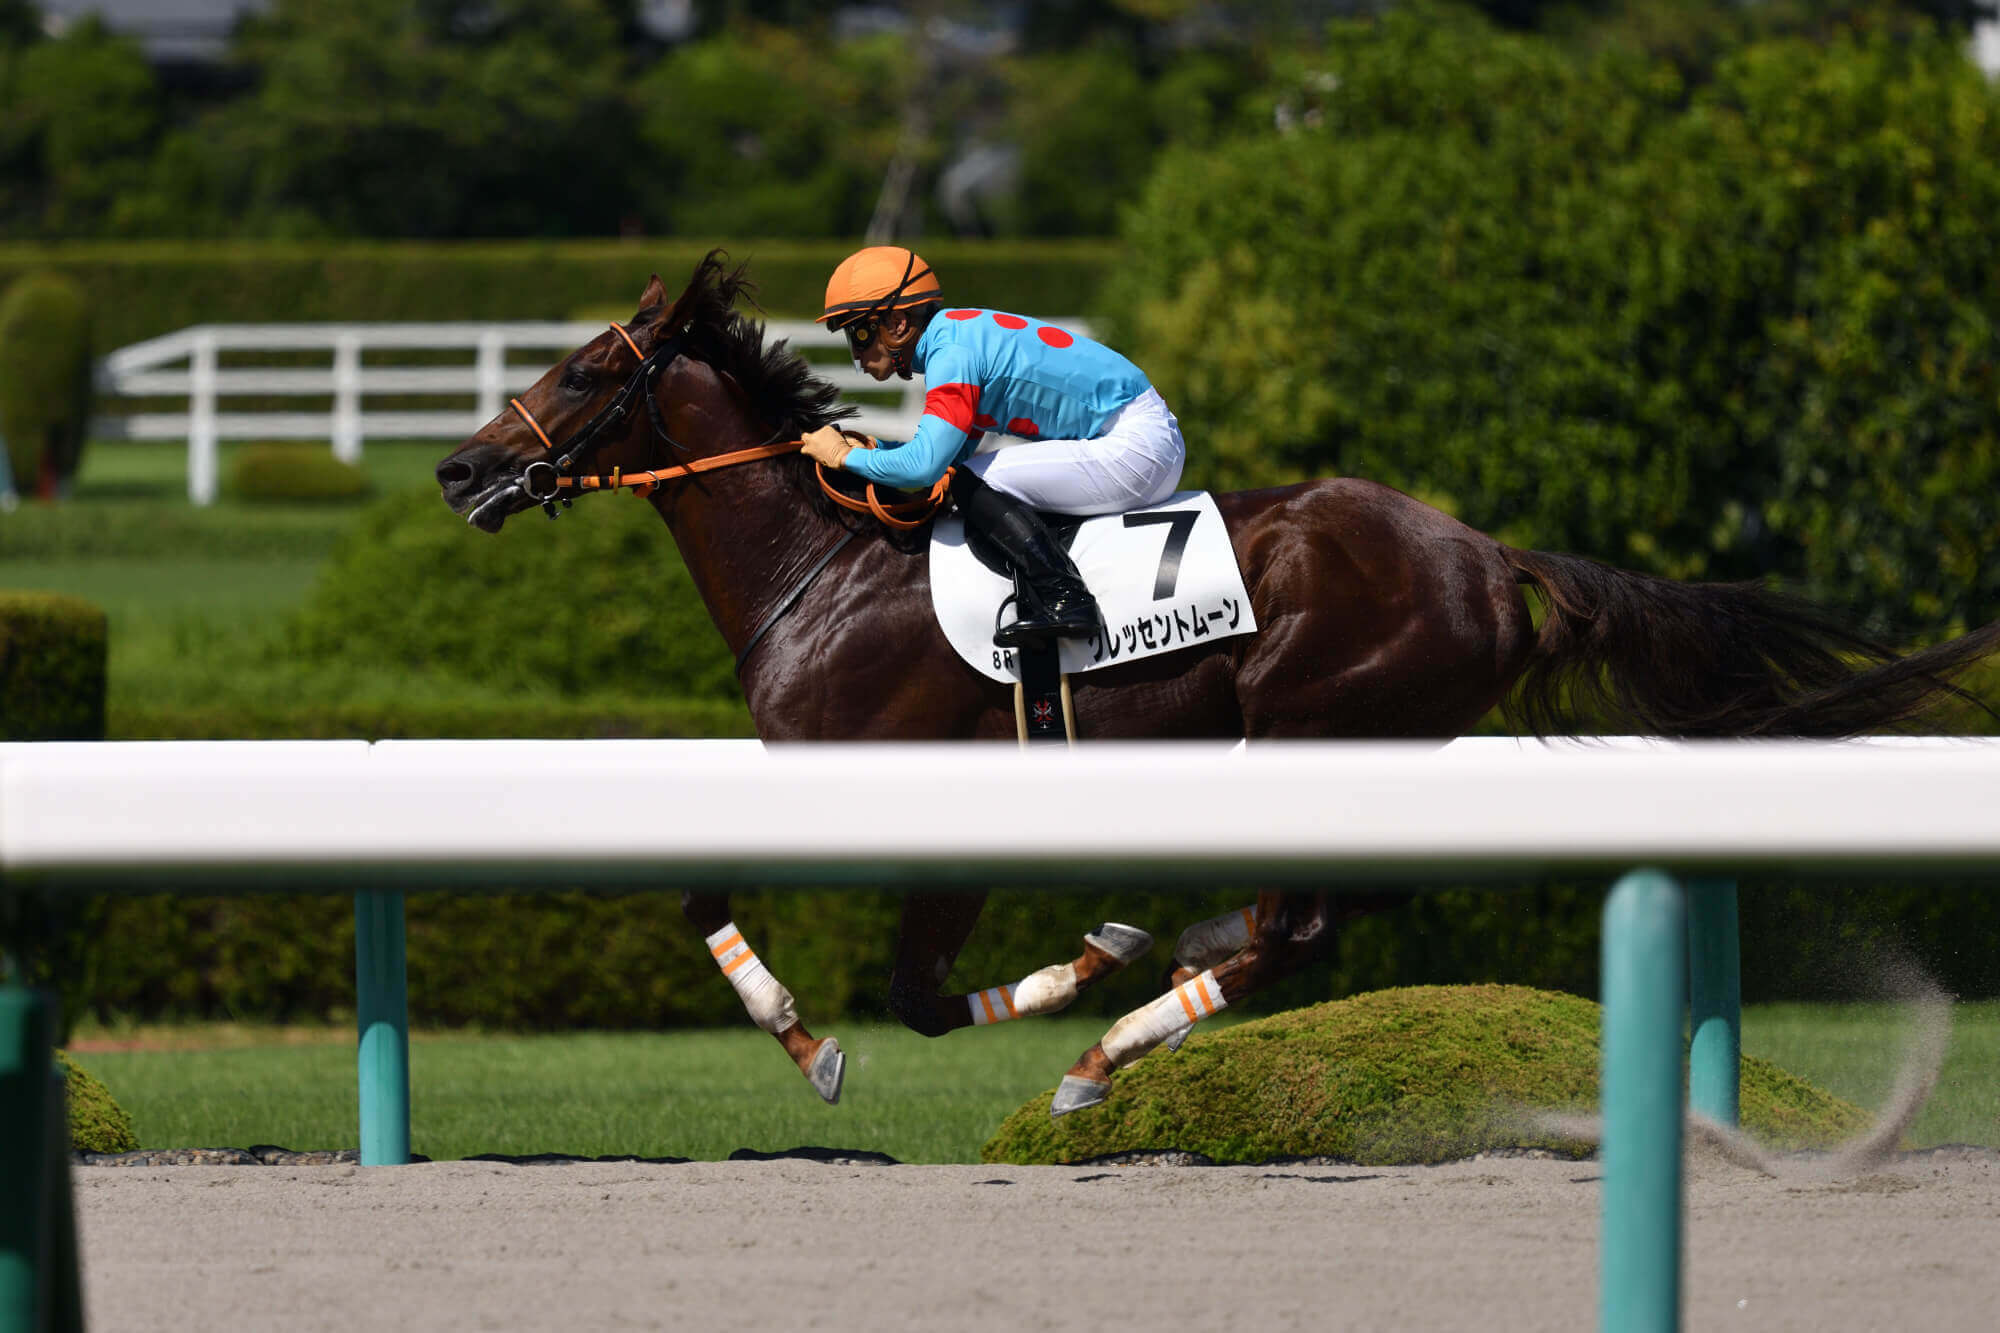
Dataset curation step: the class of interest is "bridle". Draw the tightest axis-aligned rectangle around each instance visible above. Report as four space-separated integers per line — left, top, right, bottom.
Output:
505 317 950 530
508 319 797 518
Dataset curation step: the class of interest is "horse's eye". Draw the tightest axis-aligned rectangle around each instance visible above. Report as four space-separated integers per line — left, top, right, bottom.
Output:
561 367 592 392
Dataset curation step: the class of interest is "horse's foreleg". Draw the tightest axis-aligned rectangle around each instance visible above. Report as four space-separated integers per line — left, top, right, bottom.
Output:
682 891 844 1104
1051 890 1342 1117
1158 905 1261 1050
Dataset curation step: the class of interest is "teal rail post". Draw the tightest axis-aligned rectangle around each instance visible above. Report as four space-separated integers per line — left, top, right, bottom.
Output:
1686 877 1742 1127
354 890 410 1166
1 982 81 1333
42 1057 82 1333
1600 869 1687 1333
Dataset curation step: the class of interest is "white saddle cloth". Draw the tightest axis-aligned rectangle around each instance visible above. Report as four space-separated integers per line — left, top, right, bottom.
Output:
929 490 1258 684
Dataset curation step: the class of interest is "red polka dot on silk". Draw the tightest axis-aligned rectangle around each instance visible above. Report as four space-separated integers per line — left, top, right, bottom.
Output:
991 313 1027 329
1036 326 1074 348
972 414 998 430
945 309 979 321
1007 418 1039 436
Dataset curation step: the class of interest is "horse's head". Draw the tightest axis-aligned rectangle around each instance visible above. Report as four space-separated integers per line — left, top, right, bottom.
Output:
436 273 697 533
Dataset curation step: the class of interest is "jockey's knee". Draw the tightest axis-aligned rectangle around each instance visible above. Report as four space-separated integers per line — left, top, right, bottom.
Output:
887 980 955 1038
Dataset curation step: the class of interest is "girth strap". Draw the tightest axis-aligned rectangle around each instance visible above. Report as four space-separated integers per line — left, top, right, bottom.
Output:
735 529 858 673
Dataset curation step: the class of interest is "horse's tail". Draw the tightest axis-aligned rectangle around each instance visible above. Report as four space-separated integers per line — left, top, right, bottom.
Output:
1501 547 2000 738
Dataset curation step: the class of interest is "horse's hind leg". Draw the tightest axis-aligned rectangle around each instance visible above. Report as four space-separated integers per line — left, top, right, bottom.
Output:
1052 890 1386 1116
889 892 1153 1036
681 891 845 1104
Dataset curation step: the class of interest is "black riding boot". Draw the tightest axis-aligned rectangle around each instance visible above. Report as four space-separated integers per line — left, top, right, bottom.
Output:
950 469 1103 648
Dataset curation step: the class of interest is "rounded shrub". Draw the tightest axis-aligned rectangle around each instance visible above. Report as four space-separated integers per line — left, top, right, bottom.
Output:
0 271 93 501
287 487 740 703
983 985 1870 1165
59 1051 138 1154
0 591 107 740
227 441 374 504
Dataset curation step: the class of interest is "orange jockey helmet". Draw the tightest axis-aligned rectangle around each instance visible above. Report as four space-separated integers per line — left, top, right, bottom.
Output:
817 246 942 374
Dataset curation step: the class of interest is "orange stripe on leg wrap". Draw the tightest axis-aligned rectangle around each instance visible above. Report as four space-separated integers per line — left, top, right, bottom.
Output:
968 984 1020 1026
704 921 798 1036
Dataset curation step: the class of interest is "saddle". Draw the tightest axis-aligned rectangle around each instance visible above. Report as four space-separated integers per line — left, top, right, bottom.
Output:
928 490 1260 744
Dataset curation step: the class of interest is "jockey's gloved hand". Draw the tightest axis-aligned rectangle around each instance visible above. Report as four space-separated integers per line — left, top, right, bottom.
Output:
800 426 852 468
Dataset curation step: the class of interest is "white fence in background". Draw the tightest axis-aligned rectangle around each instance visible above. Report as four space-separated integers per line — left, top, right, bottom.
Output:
92 319 1083 505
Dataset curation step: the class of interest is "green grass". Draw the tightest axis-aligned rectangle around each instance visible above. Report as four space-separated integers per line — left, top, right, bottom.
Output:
0 440 437 712
71 1019 1120 1164
1742 999 2000 1149
66 1000 2000 1164
1 439 756 735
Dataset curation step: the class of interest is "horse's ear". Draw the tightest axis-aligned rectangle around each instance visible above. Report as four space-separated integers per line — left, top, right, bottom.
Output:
637 274 668 321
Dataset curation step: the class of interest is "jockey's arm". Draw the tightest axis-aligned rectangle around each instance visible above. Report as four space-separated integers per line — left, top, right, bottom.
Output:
840 405 973 491
837 344 984 490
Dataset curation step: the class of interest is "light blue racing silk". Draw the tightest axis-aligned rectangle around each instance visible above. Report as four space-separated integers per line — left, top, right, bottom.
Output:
839 309 1152 492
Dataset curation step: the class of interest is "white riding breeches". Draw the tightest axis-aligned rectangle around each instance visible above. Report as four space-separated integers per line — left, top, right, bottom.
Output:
962 386 1186 516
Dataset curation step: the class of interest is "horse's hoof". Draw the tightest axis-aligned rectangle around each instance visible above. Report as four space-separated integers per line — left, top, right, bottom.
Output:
808 1038 845 1105
1050 1074 1112 1117
1163 1022 1193 1053
1085 922 1154 966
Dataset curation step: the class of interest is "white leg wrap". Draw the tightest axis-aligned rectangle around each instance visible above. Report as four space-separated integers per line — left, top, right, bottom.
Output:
706 923 798 1036
1102 969 1227 1069
1175 906 1258 970
967 962 1078 1025
1011 962 1079 1015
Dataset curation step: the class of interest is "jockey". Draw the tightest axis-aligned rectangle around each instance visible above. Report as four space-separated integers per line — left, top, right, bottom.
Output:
801 245 1186 647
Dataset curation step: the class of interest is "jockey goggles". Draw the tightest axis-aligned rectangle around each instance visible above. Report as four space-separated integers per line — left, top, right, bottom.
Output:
838 316 880 360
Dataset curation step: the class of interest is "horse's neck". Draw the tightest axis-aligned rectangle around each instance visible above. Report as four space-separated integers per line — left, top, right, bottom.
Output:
645 390 851 664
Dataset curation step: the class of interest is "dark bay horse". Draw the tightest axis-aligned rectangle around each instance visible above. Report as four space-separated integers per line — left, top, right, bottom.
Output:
437 253 2000 1112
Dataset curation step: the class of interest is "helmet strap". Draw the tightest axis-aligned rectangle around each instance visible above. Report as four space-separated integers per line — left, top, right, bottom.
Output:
881 308 928 380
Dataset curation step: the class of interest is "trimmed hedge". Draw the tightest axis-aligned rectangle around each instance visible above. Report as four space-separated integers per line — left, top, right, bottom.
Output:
0 270 92 498
70 872 2000 1029
109 696 755 743
228 442 373 504
0 239 1119 354
0 591 107 740
76 887 1247 1030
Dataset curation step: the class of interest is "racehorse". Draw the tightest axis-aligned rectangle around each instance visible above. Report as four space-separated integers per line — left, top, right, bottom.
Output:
436 251 2000 1113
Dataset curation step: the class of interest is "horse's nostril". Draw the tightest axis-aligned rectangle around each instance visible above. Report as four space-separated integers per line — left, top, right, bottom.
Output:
437 458 473 488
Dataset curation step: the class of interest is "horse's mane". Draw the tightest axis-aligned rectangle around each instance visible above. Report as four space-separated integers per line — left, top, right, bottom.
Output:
649 249 927 550
655 250 850 435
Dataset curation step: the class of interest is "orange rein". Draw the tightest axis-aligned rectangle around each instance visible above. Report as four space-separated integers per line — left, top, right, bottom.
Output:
508 326 951 528
813 435 954 531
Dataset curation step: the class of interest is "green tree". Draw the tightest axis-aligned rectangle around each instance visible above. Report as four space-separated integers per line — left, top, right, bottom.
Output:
0 16 162 236
175 0 639 237
1664 33 2000 629
630 25 907 237
1108 4 2000 631
1003 41 1158 236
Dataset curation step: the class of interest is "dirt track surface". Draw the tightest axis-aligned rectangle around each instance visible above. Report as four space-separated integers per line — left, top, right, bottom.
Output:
75 1152 2000 1332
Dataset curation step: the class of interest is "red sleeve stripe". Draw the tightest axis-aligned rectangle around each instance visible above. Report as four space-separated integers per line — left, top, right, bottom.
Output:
922 382 980 433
